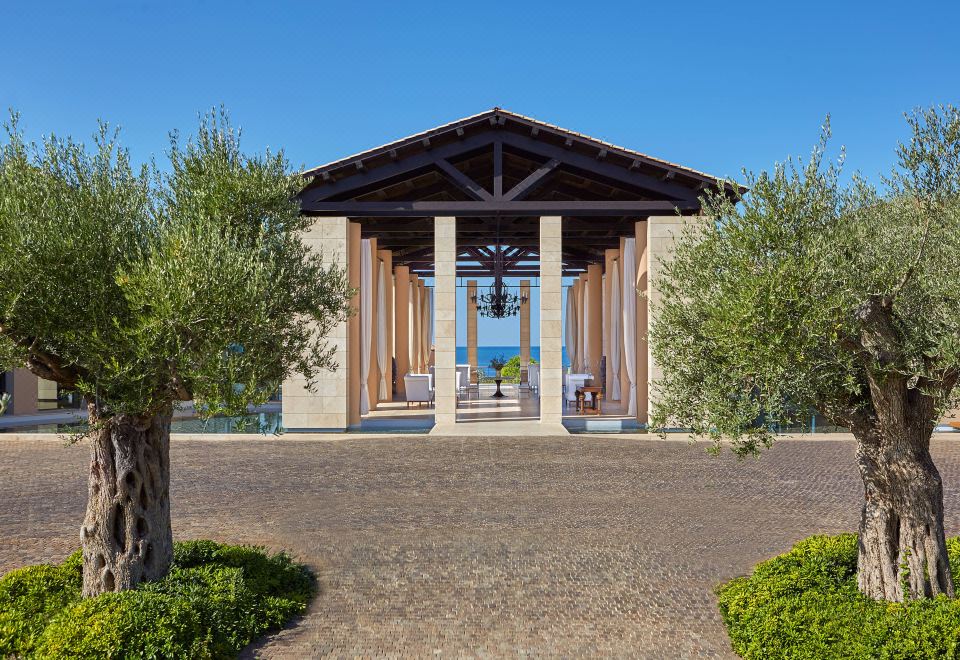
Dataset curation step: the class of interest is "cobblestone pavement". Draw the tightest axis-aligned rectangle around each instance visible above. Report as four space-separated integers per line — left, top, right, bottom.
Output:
4 435 960 658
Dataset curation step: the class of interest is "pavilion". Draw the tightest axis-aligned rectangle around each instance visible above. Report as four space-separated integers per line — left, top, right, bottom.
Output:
281 108 735 433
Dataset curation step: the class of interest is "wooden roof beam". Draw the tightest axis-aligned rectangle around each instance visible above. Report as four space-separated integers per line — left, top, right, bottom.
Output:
435 159 492 201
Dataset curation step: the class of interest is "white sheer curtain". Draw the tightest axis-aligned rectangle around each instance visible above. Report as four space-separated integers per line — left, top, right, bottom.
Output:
377 261 388 400
565 287 577 373
575 281 585 372
359 239 373 415
610 258 622 400
421 286 432 364
622 238 637 416
409 281 418 373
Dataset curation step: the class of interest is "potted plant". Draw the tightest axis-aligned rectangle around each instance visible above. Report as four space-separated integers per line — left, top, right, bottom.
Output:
488 354 507 378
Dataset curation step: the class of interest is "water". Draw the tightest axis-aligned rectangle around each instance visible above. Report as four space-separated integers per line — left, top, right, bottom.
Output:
455 345 569 371
0 412 282 435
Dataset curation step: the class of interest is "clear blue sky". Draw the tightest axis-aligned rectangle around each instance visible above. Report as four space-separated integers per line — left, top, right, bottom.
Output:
3 1 958 345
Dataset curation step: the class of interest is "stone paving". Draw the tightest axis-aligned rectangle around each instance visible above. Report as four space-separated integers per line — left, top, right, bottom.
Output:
3 435 960 657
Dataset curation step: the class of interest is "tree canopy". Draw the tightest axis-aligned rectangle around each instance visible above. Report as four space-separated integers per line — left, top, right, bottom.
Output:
651 107 960 456
0 110 352 420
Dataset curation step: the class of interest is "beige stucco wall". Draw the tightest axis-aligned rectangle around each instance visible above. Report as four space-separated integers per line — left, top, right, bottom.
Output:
9 369 39 416
282 217 351 431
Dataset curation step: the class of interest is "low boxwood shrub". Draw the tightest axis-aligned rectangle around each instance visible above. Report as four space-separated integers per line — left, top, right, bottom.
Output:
717 533 960 659
0 541 315 659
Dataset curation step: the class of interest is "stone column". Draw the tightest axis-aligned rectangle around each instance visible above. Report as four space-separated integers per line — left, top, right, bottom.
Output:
433 216 457 427
586 263 603 382
378 249 394 402
519 279 531 368
348 221 362 428
366 237 379 411
646 216 685 423
539 216 563 425
577 274 587 373
619 237 631 409
394 265 410 398
466 280 478 372
282 217 351 432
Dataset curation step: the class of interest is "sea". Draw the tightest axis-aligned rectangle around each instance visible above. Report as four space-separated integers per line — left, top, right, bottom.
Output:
455 345 570 370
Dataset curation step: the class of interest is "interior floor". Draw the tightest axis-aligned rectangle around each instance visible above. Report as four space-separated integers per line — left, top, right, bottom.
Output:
358 383 639 433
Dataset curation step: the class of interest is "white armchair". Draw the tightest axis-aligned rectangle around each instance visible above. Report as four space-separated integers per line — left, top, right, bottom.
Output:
564 373 592 404
404 374 434 408
527 364 540 397
455 364 471 399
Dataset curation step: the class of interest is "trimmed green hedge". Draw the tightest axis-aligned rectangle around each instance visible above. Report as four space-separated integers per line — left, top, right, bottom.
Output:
0 540 315 659
717 534 960 659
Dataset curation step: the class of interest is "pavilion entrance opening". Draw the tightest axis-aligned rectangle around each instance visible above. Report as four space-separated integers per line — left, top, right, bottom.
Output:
281 108 735 435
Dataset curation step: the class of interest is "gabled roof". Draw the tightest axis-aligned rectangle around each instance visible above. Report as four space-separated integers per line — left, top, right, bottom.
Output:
302 107 730 193
296 109 738 276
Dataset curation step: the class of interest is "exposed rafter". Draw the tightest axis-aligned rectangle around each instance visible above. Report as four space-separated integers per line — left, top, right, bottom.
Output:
297 108 736 278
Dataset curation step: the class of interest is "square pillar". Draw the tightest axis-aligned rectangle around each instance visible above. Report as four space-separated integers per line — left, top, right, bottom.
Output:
645 216 684 424
282 217 351 432
366 237 379 411
410 274 421 375
466 280 478 371
433 216 457 426
539 216 563 425
419 279 429 371
586 264 603 382
378 249 394 402
619 237 631 408
519 280 531 368
348 221 362 428
577 274 587 373
394 265 410 398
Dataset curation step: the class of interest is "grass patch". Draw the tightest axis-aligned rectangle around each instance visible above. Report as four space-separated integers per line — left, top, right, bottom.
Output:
0 540 315 659
717 534 960 659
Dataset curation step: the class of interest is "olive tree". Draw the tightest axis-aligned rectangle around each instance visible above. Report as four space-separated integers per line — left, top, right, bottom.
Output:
0 112 351 596
651 106 960 602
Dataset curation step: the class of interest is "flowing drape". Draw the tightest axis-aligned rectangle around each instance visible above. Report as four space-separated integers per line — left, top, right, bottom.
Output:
359 239 373 415
610 258 622 400
565 286 578 372
377 261 388 400
622 238 637 416
421 286 432 366
409 281 419 373
575 281 585 372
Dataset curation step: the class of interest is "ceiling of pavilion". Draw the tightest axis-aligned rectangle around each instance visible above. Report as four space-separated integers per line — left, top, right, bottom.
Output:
298 108 737 277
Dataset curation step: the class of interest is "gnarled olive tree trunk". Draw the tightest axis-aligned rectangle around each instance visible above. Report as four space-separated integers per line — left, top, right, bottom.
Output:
855 425 954 601
80 405 174 597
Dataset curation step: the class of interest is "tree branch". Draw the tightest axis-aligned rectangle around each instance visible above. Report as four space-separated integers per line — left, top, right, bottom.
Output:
892 207 933 298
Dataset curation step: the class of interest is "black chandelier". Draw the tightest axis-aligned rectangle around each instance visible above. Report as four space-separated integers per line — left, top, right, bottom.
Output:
470 221 528 319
